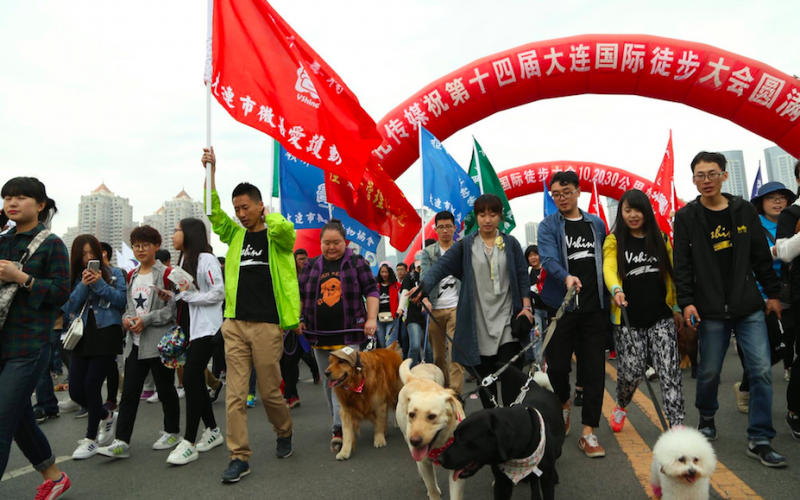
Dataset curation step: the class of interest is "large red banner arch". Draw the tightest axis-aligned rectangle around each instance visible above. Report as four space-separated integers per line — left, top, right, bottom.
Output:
402 161 685 266
373 34 800 180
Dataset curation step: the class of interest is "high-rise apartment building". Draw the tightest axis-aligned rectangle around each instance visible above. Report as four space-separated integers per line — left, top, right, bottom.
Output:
764 146 797 190
64 183 135 262
721 151 748 200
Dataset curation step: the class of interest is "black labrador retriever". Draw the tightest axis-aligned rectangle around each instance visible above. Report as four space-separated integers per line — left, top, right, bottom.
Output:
438 366 565 500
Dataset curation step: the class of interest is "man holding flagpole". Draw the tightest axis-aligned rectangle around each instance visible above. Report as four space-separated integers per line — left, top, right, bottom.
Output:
201 148 298 483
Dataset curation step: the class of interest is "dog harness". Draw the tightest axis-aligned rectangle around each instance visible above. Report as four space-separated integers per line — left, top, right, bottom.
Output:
498 408 546 485
427 414 463 466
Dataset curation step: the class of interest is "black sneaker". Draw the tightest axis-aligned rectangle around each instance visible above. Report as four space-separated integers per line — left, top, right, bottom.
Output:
747 444 787 468
74 407 88 419
34 408 59 423
787 412 800 441
574 389 584 407
221 459 250 483
276 435 293 459
209 383 223 404
698 417 717 441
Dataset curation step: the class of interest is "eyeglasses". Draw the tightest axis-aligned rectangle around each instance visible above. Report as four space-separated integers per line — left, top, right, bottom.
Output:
692 172 723 182
550 190 575 200
132 243 152 251
764 195 788 203
435 224 455 230
173 228 183 233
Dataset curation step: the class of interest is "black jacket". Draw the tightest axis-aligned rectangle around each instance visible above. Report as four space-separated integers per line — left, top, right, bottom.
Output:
673 194 779 320
776 205 800 302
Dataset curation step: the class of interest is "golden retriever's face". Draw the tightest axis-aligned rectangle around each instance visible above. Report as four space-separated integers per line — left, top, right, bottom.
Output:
406 390 459 460
325 356 360 389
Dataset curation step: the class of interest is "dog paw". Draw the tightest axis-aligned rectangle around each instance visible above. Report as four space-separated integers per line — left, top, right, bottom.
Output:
335 450 351 461
374 436 387 448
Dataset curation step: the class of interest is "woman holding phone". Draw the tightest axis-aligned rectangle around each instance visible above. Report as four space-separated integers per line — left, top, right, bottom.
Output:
166 218 225 465
63 235 127 459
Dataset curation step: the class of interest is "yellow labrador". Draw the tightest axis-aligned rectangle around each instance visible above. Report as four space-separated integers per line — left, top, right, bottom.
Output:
396 359 465 500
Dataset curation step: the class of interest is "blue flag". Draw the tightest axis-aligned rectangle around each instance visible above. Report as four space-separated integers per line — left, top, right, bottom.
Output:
278 147 380 253
543 179 558 217
751 162 763 200
420 127 480 228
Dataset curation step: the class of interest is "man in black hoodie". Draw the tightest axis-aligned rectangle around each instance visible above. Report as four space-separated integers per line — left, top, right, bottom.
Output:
674 151 786 468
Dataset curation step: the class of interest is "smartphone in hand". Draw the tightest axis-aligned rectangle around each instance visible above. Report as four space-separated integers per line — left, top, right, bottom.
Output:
88 260 101 272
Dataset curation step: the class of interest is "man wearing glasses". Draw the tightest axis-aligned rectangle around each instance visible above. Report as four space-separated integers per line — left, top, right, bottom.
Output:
420 211 465 396
538 171 608 459
673 151 786 468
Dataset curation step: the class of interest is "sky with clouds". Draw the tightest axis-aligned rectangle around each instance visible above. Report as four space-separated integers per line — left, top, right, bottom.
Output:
2 0 798 255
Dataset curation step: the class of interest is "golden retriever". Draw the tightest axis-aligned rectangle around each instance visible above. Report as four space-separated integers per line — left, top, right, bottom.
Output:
396 359 466 500
325 345 403 461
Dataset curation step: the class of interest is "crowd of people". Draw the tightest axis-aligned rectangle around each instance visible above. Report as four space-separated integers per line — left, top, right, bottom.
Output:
1 148 799 499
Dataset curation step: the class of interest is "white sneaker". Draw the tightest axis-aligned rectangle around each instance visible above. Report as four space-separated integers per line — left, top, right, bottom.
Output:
166 439 198 465
97 412 118 447
646 366 657 381
147 392 160 403
176 386 186 399
153 431 181 450
97 439 130 459
72 438 99 459
196 427 224 452
58 398 81 412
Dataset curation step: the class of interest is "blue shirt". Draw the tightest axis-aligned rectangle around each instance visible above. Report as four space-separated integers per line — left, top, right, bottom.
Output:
758 215 782 300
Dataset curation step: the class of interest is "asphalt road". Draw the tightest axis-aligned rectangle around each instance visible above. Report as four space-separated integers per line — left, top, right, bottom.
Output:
2 344 797 500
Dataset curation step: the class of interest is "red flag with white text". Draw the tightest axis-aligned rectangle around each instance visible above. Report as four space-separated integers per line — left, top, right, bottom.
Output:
651 131 675 240
589 182 609 233
207 0 382 187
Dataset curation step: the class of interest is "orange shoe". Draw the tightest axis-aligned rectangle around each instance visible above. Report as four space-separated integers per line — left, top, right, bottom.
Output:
578 433 606 458
610 406 627 433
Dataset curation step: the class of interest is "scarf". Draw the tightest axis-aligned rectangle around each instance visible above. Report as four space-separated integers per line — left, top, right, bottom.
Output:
498 408 547 485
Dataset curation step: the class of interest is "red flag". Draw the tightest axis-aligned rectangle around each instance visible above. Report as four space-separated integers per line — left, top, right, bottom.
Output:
651 131 675 240
208 0 382 187
589 182 609 233
326 157 421 252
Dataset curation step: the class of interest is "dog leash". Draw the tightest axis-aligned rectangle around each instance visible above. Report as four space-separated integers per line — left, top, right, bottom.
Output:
481 286 577 408
620 305 670 433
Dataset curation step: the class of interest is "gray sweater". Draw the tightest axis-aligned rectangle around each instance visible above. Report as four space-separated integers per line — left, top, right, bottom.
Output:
122 261 177 360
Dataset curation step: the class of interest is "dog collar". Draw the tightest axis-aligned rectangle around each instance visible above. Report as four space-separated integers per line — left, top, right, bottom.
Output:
499 408 546 485
427 413 463 466
344 378 365 393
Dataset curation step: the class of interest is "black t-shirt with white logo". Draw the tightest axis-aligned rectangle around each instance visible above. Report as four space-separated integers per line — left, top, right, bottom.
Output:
621 235 672 328
379 284 391 313
703 206 734 301
236 229 279 323
565 219 600 313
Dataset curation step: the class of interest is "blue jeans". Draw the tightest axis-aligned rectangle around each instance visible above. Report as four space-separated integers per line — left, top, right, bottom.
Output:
696 310 775 442
406 321 434 367
376 320 393 349
34 348 59 415
0 342 57 476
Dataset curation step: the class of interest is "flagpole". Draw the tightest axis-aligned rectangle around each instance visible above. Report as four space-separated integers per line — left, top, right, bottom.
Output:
267 139 275 212
419 129 426 252
204 0 214 216
328 202 333 220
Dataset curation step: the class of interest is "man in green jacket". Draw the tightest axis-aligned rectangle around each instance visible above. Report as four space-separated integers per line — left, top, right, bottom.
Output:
201 148 298 483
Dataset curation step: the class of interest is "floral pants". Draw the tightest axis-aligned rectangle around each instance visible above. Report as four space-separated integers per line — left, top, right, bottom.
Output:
614 317 685 426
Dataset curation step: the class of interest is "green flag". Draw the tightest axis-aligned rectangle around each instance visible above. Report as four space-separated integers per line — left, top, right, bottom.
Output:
272 139 280 198
463 138 516 235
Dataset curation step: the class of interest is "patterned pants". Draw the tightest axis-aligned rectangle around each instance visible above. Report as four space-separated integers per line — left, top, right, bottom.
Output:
614 317 685 426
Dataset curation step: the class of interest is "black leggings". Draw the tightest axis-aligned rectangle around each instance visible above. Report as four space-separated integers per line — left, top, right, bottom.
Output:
116 345 180 444
280 346 301 400
105 359 119 403
473 342 525 409
211 331 226 379
183 337 217 443
68 355 112 440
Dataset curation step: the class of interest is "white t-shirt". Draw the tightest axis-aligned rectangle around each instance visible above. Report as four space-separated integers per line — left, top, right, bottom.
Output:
130 273 154 346
435 246 459 310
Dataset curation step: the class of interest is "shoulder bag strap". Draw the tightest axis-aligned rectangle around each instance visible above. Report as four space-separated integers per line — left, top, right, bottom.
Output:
19 229 51 265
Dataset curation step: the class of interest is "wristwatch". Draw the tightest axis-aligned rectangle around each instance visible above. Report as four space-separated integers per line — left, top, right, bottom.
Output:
22 274 33 289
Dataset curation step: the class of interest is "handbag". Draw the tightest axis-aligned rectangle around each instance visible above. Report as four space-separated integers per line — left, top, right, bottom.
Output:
0 228 51 330
62 298 89 350
378 312 394 323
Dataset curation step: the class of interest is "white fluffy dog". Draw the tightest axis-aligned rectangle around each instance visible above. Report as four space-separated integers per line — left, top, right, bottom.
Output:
650 426 717 500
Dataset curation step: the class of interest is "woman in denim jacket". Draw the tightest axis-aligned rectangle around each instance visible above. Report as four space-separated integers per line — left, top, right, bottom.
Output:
63 234 126 460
